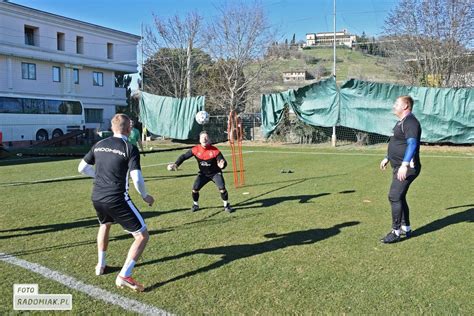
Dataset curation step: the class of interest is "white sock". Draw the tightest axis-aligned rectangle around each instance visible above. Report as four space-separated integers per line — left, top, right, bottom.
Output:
223 200 229 207
393 229 401 236
98 251 106 267
193 201 199 206
401 225 411 232
119 259 136 277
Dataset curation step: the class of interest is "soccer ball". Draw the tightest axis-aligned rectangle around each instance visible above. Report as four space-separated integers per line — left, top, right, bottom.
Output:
167 163 176 171
195 111 210 125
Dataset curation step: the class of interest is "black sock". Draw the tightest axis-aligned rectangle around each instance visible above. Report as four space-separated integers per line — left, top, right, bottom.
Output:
192 191 199 203
220 190 228 202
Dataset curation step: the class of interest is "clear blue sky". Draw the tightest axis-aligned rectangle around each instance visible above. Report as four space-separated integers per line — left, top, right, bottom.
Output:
13 0 399 40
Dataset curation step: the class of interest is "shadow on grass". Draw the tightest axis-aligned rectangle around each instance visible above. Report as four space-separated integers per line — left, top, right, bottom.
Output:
445 204 474 210
410 208 473 239
0 211 164 239
236 193 330 209
0 228 171 257
0 176 89 187
142 221 360 291
144 173 196 182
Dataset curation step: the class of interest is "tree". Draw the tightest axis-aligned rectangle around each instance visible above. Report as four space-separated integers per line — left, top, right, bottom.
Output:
143 48 213 98
383 0 473 87
204 1 275 113
291 33 296 46
142 12 202 97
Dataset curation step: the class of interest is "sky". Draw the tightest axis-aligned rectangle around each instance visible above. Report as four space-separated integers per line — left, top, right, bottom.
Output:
13 0 400 40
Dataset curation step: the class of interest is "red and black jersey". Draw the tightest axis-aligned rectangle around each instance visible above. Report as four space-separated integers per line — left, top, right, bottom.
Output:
175 145 227 175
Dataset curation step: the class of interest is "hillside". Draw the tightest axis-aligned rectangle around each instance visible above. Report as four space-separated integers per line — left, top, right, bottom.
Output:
260 47 401 93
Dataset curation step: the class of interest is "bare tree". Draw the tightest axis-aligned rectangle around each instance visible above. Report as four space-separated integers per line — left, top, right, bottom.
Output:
383 0 473 87
204 1 275 112
142 12 202 97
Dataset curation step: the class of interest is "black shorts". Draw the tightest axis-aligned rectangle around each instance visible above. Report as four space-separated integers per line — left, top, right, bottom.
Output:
193 172 226 191
93 199 147 234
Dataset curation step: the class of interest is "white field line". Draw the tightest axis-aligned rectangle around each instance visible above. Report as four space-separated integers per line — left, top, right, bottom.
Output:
1 150 471 187
244 149 473 159
0 253 172 315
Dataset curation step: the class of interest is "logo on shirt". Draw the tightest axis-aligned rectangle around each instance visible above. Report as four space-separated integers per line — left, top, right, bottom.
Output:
94 147 126 157
200 161 211 167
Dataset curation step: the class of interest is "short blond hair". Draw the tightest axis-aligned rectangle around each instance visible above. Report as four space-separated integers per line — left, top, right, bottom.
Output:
111 114 131 134
397 95 414 111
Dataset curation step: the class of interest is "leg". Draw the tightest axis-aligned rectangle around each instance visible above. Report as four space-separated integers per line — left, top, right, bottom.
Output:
124 229 150 266
212 173 234 213
93 202 114 275
116 230 149 292
388 169 407 231
400 168 419 234
191 174 211 211
111 199 148 292
97 223 112 252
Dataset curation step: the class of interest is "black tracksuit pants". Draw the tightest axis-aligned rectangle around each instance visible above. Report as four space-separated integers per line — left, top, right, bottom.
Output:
388 166 421 230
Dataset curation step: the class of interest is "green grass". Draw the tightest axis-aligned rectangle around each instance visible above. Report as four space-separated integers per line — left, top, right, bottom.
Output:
1 145 473 314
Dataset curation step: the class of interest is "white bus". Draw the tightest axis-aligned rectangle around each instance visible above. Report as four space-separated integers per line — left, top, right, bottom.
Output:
0 94 85 143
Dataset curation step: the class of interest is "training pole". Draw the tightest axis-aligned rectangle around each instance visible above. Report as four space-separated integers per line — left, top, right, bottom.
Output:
227 111 245 188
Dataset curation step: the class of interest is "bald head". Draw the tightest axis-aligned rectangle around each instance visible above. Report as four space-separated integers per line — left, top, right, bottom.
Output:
111 114 131 135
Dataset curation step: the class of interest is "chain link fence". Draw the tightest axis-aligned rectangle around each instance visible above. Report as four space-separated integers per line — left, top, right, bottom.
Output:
206 111 389 146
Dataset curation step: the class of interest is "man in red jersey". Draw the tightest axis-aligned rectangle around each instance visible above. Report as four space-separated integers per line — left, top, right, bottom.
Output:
168 131 234 213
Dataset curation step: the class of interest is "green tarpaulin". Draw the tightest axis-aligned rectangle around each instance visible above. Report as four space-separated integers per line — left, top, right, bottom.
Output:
340 79 474 143
261 78 339 138
139 92 205 140
261 78 474 143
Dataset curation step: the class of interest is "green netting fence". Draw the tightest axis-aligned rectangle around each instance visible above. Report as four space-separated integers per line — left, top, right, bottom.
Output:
261 78 474 144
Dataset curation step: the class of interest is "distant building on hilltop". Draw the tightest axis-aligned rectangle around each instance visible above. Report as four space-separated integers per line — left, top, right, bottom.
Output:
305 29 356 48
283 70 308 82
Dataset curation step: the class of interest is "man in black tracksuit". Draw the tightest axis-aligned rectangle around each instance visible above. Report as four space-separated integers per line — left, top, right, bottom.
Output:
380 95 422 244
168 131 234 213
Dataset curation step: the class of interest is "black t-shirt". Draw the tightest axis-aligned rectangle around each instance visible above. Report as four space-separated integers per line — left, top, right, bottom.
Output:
83 136 141 203
387 113 422 168
175 145 226 176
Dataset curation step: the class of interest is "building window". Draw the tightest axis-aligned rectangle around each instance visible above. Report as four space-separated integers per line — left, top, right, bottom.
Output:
76 36 84 54
107 43 114 59
84 108 103 123
52 66 61 82
73 68 79 84
93 72 103 86
24 26 38 46
21 62 36 80
57 32 65 51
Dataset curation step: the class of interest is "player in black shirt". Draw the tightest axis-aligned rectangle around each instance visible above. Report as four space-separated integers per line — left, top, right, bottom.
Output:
168 131 234 213
78 114 155 292
380 96 422 243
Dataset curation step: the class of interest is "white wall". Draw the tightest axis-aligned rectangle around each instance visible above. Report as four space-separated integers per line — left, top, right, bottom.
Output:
0 1 140 132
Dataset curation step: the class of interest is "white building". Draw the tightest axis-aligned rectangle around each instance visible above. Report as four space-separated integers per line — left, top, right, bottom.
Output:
283 71 308 82
306 29 356 48
0 0 140 130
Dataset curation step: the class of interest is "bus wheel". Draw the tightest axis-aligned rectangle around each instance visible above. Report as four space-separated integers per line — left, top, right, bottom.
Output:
52 129 64 138
36 129 49 141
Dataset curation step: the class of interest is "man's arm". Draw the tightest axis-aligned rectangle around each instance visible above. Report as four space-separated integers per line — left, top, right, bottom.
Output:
173 149 194 168
130 169 154 206
216 152 227 170
78 159 95 177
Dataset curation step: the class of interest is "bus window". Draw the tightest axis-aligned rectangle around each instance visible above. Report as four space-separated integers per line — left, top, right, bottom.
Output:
23 98 44 114
67 101 83 114
0 97 23 113
45 99 63 114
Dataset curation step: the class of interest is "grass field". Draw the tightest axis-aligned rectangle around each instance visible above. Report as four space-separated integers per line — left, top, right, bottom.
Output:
1 144 473 314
